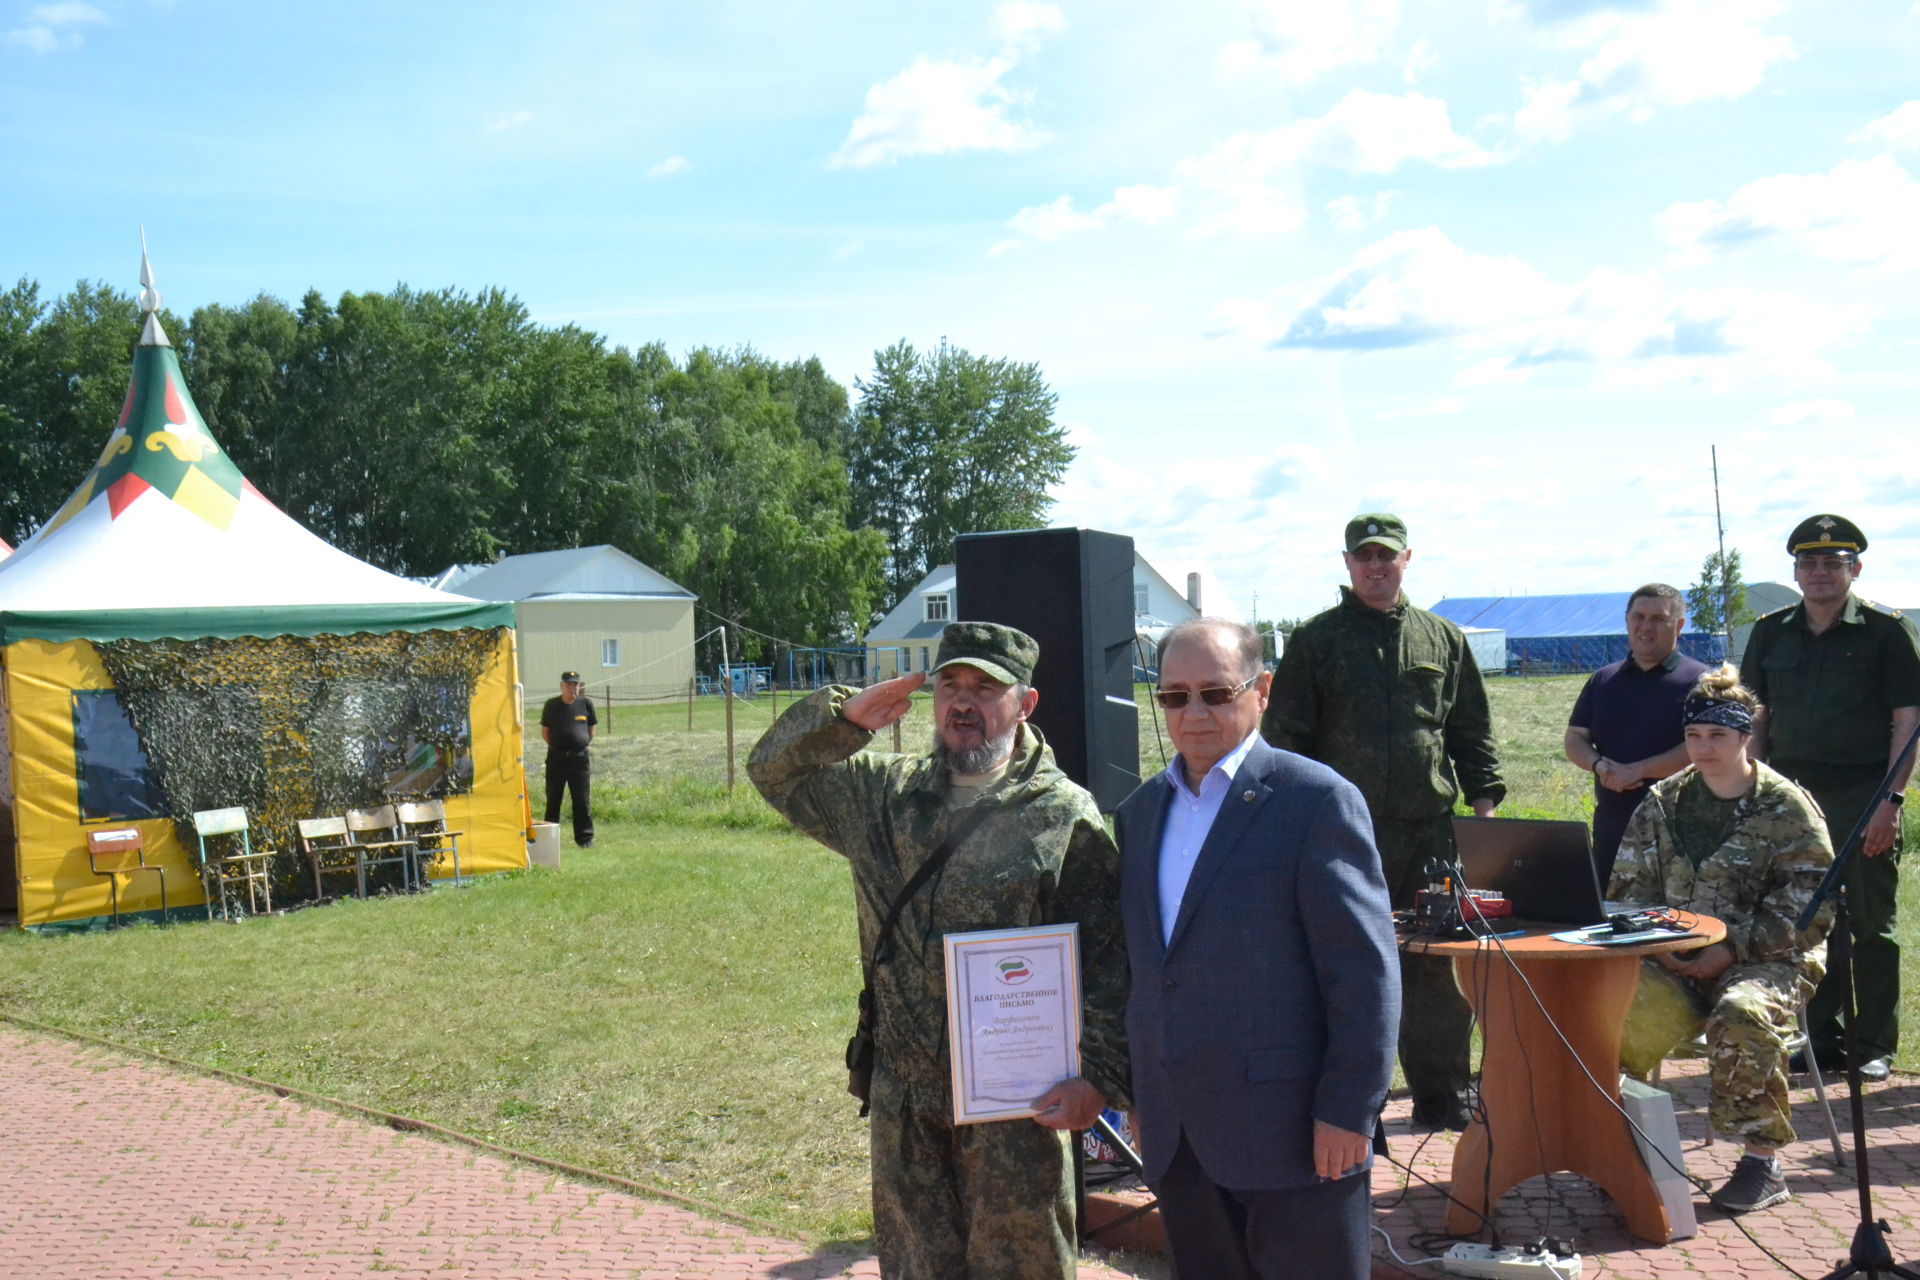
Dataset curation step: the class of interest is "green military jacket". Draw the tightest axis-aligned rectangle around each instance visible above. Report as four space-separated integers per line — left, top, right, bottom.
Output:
1610 763 1833 987
1263 588 1505 822
747 686 1130 1114
1739 593 1920 790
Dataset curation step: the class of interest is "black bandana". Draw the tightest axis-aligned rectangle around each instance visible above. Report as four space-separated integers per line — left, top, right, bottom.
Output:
1683 696 1754 734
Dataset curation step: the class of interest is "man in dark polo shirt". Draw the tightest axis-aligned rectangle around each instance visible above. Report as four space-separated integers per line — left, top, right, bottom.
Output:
1564 584 1710 884
540 671 597 848
1742 514 1920 1082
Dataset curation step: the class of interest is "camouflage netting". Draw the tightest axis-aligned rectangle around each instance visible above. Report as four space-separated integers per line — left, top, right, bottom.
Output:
94 626 506 898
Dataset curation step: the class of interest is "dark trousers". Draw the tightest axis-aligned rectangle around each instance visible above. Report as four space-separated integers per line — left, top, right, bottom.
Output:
544 751 593 846
1804 778 1901 1061
1152 1133 1371 1280
1378 815 1473 1105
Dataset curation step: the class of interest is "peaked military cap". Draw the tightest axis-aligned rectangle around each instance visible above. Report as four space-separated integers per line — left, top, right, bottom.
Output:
933 621 1039 686
561 670 583 683
1788 514 1866 557
1345 513 1408 554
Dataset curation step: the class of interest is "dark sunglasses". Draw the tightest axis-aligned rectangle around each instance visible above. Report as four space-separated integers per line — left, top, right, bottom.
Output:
1153 674 1259 710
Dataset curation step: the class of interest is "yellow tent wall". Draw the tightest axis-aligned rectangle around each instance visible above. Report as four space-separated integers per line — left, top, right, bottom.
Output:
3 629 527 930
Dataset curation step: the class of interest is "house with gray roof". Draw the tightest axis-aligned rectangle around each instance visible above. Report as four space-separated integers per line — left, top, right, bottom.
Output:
451 546 697 699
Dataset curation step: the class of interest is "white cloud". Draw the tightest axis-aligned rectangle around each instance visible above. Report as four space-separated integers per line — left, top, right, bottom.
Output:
4 1 106 53
831 55 1047 167
1219 0 1399 85
1658 155 1920 274
1375 396 1466 419
1512 0 1794 143
1403 37 1438 84
1327 191 1398 231
1287 90 1494 173
1770 399 1854 429
1856 101 1920 152
991 184 1178 254
645 155 691 179
991 1 1066 48
1217 226 1865 387
485 109 534 133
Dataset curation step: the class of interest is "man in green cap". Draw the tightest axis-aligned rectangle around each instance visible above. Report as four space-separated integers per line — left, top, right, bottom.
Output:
749 620 1129 1280
1740 513 1920 1083
1262 513 1504 1130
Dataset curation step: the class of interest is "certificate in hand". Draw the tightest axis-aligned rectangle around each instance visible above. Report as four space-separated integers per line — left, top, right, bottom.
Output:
943 923 1082 1125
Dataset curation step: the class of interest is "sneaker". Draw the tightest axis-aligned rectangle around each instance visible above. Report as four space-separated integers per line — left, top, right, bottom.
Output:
1410 1093 1471 1132
1710 1154 1789 1215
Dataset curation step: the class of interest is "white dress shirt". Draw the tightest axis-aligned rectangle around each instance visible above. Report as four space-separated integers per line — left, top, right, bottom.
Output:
1157 730 1262 945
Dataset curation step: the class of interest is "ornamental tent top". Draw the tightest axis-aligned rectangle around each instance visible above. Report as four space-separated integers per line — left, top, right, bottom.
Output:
0 243 501 638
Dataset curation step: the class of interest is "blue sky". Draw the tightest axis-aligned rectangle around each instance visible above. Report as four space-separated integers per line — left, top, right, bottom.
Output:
6 0 1920 622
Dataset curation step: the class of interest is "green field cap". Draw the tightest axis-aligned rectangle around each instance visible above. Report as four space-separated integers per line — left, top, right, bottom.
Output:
933 621 1039 686
1345 513 1408 554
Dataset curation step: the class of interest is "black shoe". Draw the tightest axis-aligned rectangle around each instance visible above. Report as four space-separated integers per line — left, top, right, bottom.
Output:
1410 1094 1471 1132
1859 1055 1892 1083
1789 1047 1844 1075
577 839 594 848
1709 1153 1789 1214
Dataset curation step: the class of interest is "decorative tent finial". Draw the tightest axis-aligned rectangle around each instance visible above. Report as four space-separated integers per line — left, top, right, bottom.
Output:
137 226 172 347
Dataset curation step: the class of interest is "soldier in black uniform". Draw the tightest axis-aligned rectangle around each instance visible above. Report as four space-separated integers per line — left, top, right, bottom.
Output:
1741 514 1920 1083
541 671 597 847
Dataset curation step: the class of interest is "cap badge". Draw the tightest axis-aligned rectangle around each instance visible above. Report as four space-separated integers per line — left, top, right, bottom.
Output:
1367 523 1379 534
1818 516 1836 532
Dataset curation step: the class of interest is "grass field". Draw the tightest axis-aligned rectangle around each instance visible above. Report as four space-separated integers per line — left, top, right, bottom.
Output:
2 675 1916 1243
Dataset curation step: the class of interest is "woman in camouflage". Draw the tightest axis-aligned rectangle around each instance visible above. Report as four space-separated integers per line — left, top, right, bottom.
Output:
1610 664 1834 1215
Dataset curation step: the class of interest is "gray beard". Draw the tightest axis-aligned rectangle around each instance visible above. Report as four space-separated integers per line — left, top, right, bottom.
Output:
933 724 1018 775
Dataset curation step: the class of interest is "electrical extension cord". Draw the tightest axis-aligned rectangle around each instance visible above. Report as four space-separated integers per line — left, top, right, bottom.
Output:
1441 1241 1583 1280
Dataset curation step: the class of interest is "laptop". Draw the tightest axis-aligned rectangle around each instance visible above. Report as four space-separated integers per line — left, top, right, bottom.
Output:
1451 816 1627 927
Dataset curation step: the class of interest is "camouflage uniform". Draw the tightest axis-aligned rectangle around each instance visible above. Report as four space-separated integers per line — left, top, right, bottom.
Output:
748 686 1130 1280
1610 764 1834 1148
1263 587 1505 1108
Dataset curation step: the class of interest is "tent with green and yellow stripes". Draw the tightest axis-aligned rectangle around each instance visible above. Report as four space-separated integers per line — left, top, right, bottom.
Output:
0 255 529 930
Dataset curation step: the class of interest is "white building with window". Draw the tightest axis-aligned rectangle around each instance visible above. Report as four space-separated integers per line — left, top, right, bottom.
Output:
863 554 1248 681
443 545 697 700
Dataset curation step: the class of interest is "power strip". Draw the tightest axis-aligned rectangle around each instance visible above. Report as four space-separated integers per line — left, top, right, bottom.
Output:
1441 1242 1583 1279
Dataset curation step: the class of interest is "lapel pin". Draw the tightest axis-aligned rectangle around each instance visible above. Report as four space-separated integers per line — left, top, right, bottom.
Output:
1242 790 1256 803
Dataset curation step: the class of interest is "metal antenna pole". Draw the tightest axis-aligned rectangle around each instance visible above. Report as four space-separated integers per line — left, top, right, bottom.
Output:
1711 445 1731 659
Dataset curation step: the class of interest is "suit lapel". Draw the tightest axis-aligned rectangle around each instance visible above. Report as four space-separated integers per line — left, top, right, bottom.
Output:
1132 776 1174 959
1165 744 1275 955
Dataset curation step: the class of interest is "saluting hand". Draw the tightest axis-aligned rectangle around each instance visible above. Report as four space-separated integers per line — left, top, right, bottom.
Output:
841 673 926 731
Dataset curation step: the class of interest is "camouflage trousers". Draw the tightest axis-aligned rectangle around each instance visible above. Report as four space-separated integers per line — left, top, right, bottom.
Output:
869 1082 1075 1280
1620 959 1805 1150
1379 815 1474 1104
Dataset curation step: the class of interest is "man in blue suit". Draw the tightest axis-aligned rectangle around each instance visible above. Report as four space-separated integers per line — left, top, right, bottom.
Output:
1118 618 1400 1279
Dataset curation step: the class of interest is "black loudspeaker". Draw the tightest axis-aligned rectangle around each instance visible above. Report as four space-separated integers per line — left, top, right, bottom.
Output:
954 527 1140 812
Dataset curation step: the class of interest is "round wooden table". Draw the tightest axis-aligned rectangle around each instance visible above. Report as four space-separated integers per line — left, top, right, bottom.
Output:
1404 915 1726 1244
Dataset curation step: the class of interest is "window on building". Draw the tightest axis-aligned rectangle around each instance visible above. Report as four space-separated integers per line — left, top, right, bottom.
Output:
924 592 950 622
71 691 167 822
1134 584 1149 613
920 646 931 672
602 638 620 668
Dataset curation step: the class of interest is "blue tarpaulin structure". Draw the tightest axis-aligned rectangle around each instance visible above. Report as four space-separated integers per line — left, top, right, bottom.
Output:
1429 593 1727 673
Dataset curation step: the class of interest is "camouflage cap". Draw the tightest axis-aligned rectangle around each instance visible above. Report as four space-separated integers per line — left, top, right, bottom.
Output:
1345 513 1408 554
1788 513 1865 558
932 621 1039 686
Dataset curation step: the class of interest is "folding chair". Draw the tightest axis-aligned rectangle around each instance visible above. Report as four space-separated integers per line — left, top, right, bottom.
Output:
396 799 466 886
86 826 167 927
299 815 365 900
193 807 274 921
344 805 418 893
1658 1008 1844 1167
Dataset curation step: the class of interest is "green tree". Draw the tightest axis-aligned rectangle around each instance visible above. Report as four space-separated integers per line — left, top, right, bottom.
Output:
1688 549 1753 641
850 339 1072 601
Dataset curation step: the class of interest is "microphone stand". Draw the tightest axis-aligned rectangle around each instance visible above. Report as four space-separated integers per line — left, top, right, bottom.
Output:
1796 716 1920 1280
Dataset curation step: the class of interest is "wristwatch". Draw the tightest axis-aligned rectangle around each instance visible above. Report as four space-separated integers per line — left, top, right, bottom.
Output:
1888 792 1906 808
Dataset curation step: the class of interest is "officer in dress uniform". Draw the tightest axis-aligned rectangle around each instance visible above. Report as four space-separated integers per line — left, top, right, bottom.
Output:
1740 515 1920 1082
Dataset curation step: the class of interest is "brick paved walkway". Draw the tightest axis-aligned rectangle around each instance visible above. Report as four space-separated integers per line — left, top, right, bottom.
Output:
0 1027 1156 1280
1374 1058 1920 1277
